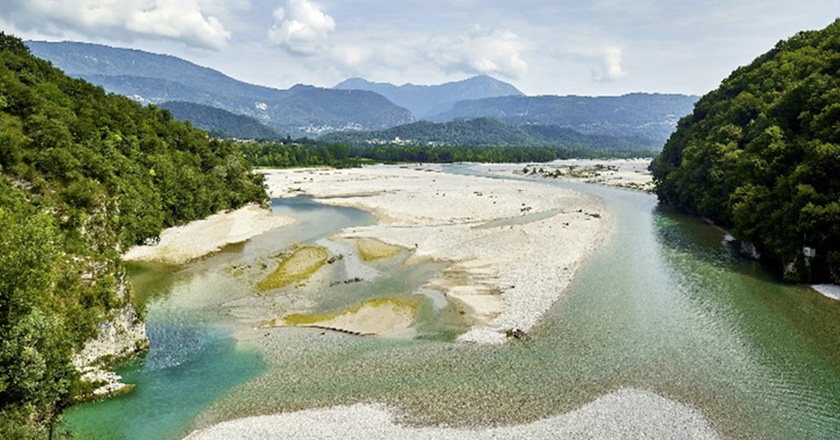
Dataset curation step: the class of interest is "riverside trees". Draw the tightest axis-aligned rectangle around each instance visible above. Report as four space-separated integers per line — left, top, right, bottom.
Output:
652 19 840 282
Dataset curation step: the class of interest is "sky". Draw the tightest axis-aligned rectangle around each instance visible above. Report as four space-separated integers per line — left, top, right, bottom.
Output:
0 1 837 96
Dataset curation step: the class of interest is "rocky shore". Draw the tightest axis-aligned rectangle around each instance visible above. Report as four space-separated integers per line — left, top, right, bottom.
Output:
73 300 148 399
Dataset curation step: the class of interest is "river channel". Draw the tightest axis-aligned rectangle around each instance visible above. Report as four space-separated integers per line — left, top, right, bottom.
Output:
63 166 840 439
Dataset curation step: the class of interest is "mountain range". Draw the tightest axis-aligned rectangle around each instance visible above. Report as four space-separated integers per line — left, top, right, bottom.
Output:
27 40 699 148
26 41 413 137
334 75 523 118
428 93 698 146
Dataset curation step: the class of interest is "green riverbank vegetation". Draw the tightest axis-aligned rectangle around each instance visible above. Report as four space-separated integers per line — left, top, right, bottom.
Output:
0 33 267 438
652 19 840 282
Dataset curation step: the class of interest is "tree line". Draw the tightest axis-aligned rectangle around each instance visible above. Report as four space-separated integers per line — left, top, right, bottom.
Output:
237 139 654 169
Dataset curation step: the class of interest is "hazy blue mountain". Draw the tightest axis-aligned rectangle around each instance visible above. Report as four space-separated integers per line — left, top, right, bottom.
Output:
27 41 285 102
78 74 222 105
428 93 699 147
26 41 413 136
334 75 523 118
159 101 280 140
320 117 654 152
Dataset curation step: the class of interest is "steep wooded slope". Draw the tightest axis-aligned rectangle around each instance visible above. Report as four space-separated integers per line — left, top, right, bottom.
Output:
653 19 840 282
0 34 266 437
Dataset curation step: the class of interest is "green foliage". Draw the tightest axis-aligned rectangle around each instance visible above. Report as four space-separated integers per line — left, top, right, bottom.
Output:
320 117 656 153
0 33 268 436
0 196 76 437
0 207 58 330
238 140 360 168
653 19 840 281
0 32 30 56
238 137 650 169
350 144 562 163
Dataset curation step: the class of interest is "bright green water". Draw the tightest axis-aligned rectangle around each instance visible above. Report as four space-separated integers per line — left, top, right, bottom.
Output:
65 172 840 439
61 326 263 440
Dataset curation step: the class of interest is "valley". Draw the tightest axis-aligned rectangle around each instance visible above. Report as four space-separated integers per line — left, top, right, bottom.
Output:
2 6 839 439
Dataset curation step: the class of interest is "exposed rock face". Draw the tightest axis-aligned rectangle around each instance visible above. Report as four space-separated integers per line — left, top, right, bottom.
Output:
73 298 149 398
740 241 761 260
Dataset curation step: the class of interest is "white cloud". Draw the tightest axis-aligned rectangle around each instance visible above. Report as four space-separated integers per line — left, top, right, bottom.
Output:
268 0 335 55
0 0 230 50
593 47 627 82
330 44 373 69
430 26 528 79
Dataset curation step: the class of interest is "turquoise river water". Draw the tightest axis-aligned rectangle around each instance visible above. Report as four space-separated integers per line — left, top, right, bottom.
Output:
62 167 840 439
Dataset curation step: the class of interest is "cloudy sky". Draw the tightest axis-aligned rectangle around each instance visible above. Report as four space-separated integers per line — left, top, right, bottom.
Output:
0 1 837 96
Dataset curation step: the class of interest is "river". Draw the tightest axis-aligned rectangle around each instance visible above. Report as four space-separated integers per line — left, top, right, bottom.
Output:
62 166 840 439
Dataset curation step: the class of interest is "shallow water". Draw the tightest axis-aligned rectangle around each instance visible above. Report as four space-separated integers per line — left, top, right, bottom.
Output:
62 326 263 440
64 169 840 439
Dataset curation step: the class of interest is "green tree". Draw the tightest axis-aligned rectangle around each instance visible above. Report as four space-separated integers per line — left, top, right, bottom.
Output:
653 19 840 281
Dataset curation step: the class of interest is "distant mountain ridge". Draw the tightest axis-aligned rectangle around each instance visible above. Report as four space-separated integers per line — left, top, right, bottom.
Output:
26 41 697 147
427 93 699 146
334 75 523 118
26 41 413 136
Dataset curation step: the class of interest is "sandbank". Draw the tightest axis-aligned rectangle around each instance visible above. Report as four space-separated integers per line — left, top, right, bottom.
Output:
269 298 416 336
184 388 720 440
356 237 404 260
262 165 612 344
123 204 295 265
812 284 840 301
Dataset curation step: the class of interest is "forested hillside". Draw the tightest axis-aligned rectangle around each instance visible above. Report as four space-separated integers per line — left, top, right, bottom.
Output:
159 101 279 140
652 19 840 282
320 117 655 154
0 33 266 437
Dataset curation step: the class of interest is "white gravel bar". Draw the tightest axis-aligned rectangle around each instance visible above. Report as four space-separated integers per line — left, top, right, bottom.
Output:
262 165 613 343
481 159 654 190
184 388 721 440
123 204 295 265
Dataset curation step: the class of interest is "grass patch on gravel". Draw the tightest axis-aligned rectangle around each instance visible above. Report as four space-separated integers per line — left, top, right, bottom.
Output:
275 298 418 335
356 238 403 261
257 246 329 291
